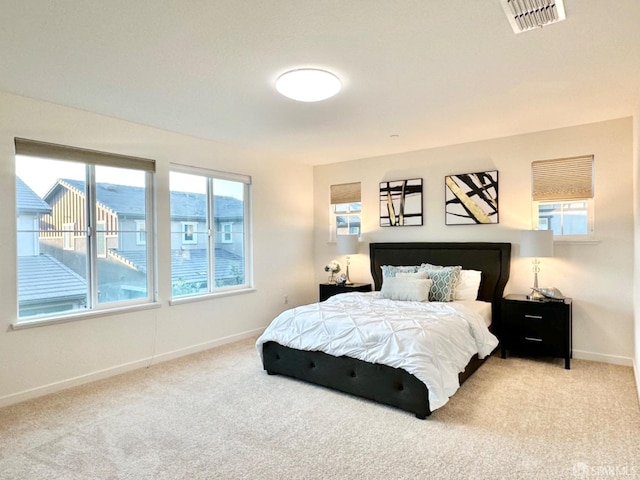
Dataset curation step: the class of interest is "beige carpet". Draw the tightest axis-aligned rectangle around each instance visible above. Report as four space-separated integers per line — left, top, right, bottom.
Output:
0 338 638 480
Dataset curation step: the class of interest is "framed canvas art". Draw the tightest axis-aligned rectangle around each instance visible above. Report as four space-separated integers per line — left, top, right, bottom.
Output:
379 178 423 227
445 170 498 225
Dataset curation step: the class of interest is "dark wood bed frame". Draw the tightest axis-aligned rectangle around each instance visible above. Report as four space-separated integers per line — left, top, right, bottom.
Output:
262 242 511 418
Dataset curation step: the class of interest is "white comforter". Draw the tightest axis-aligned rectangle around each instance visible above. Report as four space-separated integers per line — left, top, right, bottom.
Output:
256 292 499 411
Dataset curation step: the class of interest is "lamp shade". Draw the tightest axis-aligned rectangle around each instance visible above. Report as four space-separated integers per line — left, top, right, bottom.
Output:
520 230 554 257
336 234 359 255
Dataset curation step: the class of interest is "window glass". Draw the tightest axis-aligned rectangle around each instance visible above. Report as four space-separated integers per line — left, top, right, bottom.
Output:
537 201 589 236
95 166 149 303
16 158 88 318
170 170 250 298
332 202 361 238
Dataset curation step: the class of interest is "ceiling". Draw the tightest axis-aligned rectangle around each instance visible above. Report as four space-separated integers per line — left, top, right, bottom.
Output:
1 1 639 165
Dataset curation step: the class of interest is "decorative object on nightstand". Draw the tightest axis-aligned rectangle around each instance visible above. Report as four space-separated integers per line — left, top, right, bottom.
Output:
336 234 359 285
500 294 572 369
520 229 554 300
324 260 341 284
319 282 372 302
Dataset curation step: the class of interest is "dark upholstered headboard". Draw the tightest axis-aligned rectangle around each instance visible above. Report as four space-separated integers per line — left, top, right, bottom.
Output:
369 242 511 330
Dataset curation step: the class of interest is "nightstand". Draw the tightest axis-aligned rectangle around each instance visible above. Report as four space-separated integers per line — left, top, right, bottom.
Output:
319 283 372 302
500 293 572 369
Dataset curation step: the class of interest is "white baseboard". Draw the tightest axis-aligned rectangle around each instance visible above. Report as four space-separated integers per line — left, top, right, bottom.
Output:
0 327 265 409
148 327 264 366
572 349 633 367
634 359 640 406
0 358 152 409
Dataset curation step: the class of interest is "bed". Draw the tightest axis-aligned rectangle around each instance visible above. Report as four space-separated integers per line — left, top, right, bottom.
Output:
257 242 511 418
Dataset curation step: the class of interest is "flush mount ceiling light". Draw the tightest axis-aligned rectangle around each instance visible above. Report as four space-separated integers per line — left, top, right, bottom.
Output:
499 0 566 34
276 68 341 102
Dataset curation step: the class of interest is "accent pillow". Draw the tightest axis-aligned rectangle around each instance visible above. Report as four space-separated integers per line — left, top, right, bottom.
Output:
381 265 418 278
453 270 482 301
396 271 429 279
380 277 433 302
417 264 461 302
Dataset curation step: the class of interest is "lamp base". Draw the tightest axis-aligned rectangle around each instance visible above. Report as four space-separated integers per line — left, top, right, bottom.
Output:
526 289 544 301
345 264 353 285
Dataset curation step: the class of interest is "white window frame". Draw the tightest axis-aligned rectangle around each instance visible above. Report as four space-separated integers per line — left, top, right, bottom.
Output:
330 202 362 242
181 221 198 244
169 164 253 303
13 137 157 327
532 199 595 242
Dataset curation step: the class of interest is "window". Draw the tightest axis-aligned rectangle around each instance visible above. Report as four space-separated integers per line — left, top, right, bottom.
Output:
62 223 75 250
535 200 593 235
330 182 361 240
135 220 146 246
96 221 107 258
170 165 252 299
181 222 198 244
221 222 233 243
531 155 594 239
15 138 156 322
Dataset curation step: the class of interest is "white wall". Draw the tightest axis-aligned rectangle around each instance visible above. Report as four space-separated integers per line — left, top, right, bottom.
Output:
0 92 316 406
314 118 634 365
633 104 640 401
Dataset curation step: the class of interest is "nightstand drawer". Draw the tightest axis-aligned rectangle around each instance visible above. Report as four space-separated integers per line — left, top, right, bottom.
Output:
505 320 564 351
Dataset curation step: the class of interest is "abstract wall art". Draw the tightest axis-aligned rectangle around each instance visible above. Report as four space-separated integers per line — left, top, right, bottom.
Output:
445 170 499 225
379 178 423 227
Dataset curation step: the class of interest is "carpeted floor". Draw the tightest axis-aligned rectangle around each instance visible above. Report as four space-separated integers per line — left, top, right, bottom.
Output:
0 338 638 480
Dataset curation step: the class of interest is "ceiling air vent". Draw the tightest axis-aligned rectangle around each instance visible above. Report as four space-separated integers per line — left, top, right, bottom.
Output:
499 0 566 34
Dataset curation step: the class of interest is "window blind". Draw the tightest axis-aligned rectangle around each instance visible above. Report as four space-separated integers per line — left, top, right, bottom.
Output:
15 138 156 172
330 182 361 204
532 155 593 201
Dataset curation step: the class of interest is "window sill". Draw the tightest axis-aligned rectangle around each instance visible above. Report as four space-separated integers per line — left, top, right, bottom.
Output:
169 287 256 306
11 302 162 330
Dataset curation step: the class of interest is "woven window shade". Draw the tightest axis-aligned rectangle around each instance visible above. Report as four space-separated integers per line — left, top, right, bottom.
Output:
330 182 361 204
532 155 593 201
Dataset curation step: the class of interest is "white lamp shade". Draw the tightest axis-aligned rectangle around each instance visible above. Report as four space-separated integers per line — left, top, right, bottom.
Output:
520 230 554 257
336 234 359 255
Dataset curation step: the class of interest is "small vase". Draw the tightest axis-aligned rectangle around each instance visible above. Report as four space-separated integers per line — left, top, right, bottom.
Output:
328 272 335 283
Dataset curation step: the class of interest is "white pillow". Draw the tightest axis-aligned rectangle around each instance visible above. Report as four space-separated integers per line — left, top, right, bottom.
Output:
380 277 433 302
396 271 429 279
453 270 482 301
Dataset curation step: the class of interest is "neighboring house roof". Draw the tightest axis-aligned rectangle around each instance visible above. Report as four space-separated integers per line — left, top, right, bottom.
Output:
49 179 243 220
108 248 244 284
18 254 86 305
16 177 52 214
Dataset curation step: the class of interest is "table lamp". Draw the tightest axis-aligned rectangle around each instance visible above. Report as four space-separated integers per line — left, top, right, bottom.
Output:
336 234 359 285
520 229 554 300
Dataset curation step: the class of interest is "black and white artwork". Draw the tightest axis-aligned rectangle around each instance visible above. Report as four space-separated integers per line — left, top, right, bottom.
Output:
379 178 423 227
445 170 498 225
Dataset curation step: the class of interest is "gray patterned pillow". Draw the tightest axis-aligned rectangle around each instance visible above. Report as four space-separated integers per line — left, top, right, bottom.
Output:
417 264 462 302
381 265 418 278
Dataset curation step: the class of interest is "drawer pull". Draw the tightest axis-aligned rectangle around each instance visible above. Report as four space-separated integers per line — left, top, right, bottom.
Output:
524 314 543 320
524 336 543 342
